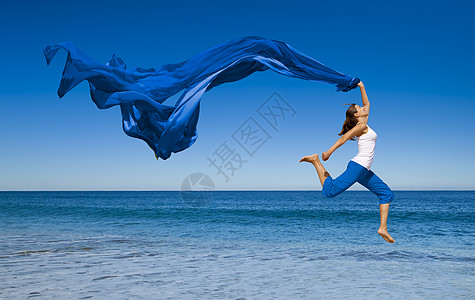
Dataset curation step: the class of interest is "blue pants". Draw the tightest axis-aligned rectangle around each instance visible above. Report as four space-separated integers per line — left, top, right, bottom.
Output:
322 160 395 204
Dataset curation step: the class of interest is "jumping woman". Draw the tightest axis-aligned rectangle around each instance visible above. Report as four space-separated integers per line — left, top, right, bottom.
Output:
299 81 395 243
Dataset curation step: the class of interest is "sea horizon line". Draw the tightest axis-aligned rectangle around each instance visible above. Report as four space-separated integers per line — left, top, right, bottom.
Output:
1 189 474 192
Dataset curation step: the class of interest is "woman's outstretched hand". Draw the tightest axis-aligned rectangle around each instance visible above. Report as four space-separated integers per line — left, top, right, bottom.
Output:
322 151 331 161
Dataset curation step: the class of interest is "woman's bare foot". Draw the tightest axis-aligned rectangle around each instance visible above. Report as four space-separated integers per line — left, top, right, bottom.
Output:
299 153 320 164
378 228 395 243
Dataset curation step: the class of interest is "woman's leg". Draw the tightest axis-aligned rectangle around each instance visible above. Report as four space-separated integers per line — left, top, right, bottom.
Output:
300 156 365 198
299 154 329 187
357 170 395 243
378 203 394 243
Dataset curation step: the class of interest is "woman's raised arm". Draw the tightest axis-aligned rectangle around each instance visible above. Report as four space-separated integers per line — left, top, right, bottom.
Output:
358 81 370 111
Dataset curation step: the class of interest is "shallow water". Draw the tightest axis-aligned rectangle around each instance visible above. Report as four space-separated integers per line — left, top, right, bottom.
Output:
1 191 474 299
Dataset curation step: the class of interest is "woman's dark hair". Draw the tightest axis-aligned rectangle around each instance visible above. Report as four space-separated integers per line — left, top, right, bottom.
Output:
338 103 358 141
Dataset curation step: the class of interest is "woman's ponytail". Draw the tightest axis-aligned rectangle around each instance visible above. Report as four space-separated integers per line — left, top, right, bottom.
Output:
338 103 358 140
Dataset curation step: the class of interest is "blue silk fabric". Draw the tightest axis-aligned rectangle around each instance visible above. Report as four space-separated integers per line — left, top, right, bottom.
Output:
44 36 360 160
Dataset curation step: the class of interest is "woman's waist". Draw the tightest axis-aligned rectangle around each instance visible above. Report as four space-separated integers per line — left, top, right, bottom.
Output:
349 158 372 170
353 150 375 158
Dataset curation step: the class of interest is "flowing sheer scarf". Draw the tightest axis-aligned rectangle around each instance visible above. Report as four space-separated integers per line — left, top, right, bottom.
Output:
44 36 359 159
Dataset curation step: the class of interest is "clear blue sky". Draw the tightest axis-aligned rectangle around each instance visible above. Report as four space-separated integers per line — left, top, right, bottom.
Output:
1 0 474 190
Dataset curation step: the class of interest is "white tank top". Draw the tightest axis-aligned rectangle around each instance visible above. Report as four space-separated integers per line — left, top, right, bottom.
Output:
351 124 377 170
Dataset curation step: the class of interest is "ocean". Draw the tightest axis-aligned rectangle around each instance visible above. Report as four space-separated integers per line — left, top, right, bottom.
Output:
0 191 473 299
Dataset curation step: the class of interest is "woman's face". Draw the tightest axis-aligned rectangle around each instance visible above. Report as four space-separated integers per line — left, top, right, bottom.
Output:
354 104 368 117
